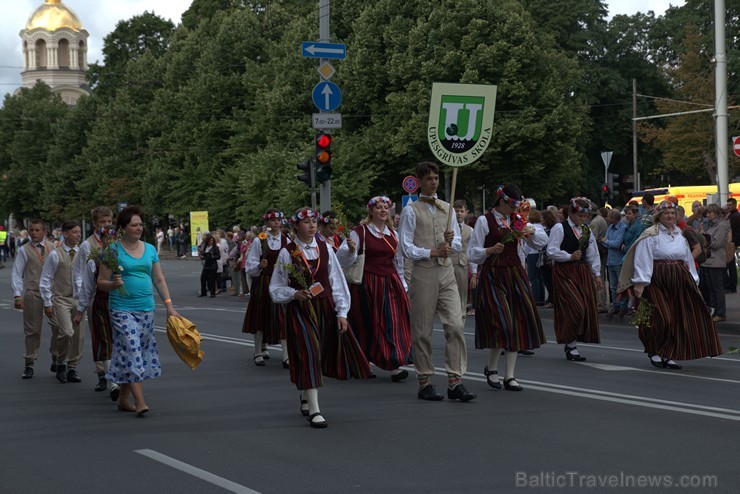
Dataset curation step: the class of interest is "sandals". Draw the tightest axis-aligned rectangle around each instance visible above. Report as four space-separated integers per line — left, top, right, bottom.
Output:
299 397 309 416
307 412 327 429
483 366 501 389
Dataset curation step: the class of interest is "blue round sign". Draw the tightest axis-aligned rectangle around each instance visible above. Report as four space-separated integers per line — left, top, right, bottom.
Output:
312 81 342 112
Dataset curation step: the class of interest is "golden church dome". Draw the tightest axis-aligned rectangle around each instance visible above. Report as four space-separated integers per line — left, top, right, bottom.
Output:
25 0 83 33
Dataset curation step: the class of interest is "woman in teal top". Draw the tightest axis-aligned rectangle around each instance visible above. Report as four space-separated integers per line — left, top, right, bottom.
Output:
98 206 180 416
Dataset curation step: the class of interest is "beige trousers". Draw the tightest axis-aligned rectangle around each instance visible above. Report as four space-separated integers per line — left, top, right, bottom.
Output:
53 295 85 368
409 263 467 377
453 263 469 321
23 290 60 365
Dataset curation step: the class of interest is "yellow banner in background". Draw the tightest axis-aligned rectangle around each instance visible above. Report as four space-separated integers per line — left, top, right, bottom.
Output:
189 211 209 257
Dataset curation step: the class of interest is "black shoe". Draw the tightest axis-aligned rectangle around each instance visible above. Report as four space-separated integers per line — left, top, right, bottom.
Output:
50 363 57 373
307 412 328 429
447 383 477 402
197 294 206 297
56 364 68 383
22 366 34 379
94 377 107 392
663 359 682 370
648 354 666 368
518 350 535 356
504 377 523 391
66 369 81 383
564 345 586 362
417 384 444 401
282 359 290 369
390 369 409 382
483 366 501 389
110 385 120 402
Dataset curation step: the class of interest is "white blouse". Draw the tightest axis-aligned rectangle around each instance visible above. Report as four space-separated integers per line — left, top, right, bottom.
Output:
398 194 462 260
245 232 283 277
468 210 548 266
632 224 698 285
546 218 601 277
269 236 351 318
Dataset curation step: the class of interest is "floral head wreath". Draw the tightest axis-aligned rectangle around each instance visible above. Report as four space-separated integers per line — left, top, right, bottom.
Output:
653 201 677 219
569 197 591 213
319 213 337 225
496 185 523 208
367 196 392 209
262 211 284 221
290 209 320 225
96 226 117 237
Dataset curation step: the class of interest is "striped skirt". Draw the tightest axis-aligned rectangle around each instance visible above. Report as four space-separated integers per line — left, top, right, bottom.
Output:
348 272 412 370
241 273 286 343
285 297 372 390
640 261 722 360
106 310 161 383
474 263 546 350
89 290 113 362
552 262 600 344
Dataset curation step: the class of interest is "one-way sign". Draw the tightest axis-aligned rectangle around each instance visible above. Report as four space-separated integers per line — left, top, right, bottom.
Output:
301 41 346 60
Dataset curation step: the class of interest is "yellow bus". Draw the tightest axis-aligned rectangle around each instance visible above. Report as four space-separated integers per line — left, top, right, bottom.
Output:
631 184 740 210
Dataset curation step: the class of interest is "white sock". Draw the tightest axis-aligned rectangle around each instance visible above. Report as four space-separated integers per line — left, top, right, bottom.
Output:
651 354 663 363
254 331 263 357
305 388 324 423
504 351 518 380
566 341 580 356
280 339 288 362
488 348 502 371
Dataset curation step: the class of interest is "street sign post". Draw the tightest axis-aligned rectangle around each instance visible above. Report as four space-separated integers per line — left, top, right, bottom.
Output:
733 136 740 158
312 81 342 112
301 41 347 59
601 151 613 183
402 195 418 208
312 113 342 129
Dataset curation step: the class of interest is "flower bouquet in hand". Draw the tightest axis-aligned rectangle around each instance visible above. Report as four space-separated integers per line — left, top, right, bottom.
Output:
280 248 318 325
578 224 591 252
87 227 128 297
491 213 535 262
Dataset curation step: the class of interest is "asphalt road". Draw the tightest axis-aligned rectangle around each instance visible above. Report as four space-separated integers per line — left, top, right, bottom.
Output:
1 258 739 493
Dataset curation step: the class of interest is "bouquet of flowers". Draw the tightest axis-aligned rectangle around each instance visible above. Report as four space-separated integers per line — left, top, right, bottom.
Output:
87 227 128 297
578 224 592 252
500 213 536 244
630 298 654 328
280 248 318 324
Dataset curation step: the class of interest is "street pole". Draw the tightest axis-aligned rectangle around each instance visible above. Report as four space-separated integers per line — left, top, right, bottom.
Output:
318 0 331 213
632 79 639 191
714 0 729 203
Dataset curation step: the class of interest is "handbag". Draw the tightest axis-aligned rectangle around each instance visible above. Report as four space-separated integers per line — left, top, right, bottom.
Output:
343 225 366 284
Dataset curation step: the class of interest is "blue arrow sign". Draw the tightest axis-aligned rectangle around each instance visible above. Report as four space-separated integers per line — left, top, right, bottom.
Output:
301 41 346 60
402 195 418 208
312 81 342 112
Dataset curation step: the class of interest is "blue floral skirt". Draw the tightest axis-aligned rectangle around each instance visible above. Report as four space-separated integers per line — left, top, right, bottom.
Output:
106 309 161 383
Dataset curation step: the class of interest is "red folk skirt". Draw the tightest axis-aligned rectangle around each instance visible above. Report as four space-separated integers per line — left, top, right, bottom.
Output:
552 262 600 344
241 273 285 343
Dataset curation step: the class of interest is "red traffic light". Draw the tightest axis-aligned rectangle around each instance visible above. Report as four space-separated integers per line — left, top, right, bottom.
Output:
316 134 332 149
602 184 608 192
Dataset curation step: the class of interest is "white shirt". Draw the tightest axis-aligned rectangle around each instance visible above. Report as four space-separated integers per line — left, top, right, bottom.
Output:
546 218 601 277
468 210 547 265
269 236 351 318
73 235 102 301
39 244 80 307
398 194 462 260
245 232 283 277
632 224 698 285
345 223 407 289
77 259 98 312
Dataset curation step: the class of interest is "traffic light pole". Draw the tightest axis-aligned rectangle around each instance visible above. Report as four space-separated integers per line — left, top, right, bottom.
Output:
318 0 331 213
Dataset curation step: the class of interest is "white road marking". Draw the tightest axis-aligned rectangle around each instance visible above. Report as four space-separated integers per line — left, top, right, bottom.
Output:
135 449 261 494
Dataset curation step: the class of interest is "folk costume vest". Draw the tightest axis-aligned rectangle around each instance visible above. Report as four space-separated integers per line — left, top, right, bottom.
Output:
260 234 288 277
450 223 471 267
23 241 54 290
483 212 520 267
53 246 75 298
559 220 588 263
285 240 332 300
410 198 452 268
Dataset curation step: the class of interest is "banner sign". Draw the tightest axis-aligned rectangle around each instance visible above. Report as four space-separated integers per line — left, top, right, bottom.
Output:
189 211 209 257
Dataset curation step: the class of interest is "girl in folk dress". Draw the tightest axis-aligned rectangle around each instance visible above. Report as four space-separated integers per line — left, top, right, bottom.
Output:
546 197 604 361
270 208 372 429
241 209 288 368
618 201 722 369
346 196 413 382
468 185 547 391
316 210 356 269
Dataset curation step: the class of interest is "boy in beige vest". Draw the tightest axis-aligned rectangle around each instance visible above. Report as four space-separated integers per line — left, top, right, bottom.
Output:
399 162 475 402
12 219 60 379
40 220 85 383
452 200 477 320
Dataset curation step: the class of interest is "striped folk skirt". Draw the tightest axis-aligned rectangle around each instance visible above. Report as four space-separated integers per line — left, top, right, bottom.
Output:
474 263 546 350
90 289 113 362
348 272 412 371
241 273 285 343
285 297 372 390
640 261 722 360
552 262 600 344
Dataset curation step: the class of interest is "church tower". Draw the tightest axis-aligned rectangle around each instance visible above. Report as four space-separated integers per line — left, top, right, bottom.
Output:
19 0 90 105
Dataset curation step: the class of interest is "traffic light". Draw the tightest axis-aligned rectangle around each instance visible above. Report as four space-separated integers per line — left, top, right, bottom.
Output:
297 159 314 187
601 183 609 200
315 132 332 184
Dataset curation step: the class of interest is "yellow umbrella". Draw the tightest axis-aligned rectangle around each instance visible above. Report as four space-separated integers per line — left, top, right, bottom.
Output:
166 315 204 369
